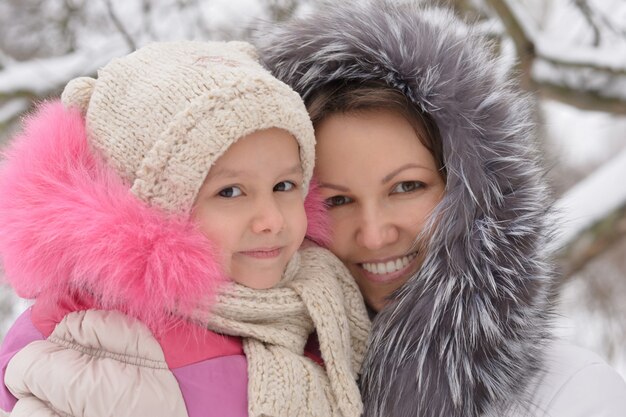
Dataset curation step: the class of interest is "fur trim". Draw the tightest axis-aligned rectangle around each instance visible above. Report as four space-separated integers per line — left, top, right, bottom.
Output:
304 178 332 247
0 101 227 333
257 2 555 417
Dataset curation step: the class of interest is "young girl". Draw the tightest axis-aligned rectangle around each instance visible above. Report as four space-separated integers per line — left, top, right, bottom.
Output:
0 41 370 417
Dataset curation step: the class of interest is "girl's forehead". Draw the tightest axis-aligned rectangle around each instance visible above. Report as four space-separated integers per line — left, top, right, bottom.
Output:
207 129 302 179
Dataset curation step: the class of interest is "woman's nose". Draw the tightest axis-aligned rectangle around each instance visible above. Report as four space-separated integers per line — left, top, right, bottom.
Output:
355 207 398 250
251 196 285 234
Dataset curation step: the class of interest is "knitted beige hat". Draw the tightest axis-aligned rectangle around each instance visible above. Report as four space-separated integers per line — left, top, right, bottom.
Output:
61 41 315 213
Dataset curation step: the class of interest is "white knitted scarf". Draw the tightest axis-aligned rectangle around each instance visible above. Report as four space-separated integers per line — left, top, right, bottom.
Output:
192 247 371 417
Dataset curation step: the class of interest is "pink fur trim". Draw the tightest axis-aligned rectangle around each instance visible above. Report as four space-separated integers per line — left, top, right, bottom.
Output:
0 101 225 333
304 178 331 247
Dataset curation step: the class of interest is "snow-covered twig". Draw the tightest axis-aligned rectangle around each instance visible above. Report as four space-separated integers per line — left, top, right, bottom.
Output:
551 147 626 275
0 39 128 99
103 0 137 51
0 98 29 126
485 0 626 114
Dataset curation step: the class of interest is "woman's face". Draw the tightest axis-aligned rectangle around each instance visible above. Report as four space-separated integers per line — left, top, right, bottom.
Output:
315 109 445 311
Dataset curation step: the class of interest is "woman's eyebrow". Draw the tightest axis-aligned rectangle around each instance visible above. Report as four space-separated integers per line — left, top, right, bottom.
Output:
382 163 429 184
318 182 349 192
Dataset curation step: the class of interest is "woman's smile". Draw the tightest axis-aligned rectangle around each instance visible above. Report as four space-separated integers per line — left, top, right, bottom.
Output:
357 251 419 283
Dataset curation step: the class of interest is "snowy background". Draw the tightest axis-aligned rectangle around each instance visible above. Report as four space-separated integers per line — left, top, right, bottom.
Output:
1 0 625 379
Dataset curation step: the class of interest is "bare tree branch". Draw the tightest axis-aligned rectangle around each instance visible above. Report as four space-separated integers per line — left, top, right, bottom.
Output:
485 0 626 115
261 0 300 22
0 90 38 101
594 10 626 39
535 78 626 114
573 0 601 46
575 0 626 40
103 0 137 51
189 0 212 39
141 0 159 41
557 205 626 280
484 0 534 87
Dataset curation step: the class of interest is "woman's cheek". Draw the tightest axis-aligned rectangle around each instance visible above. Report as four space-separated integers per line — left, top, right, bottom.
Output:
326 213 350 256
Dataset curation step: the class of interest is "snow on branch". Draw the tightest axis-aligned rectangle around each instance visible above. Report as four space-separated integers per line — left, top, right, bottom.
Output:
552 146 626 249
486 0 626 115
0 39 128 100
550 147 626 275
0 98 29 126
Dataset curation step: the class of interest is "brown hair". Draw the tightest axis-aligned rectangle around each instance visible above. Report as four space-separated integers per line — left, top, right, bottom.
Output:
306 80 446 179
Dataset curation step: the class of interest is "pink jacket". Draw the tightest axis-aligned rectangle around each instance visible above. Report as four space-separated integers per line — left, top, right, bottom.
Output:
0 302 323 417
0 304 246 416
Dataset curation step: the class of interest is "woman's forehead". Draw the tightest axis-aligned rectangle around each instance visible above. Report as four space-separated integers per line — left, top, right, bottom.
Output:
314 110 438 176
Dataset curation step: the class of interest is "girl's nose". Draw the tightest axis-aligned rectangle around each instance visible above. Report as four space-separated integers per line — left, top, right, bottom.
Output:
251 196 285 234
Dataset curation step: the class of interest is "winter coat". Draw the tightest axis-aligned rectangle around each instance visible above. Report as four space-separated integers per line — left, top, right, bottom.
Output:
255 1 626 416
504 340 626 416
0 101 329 417
0 305 249 417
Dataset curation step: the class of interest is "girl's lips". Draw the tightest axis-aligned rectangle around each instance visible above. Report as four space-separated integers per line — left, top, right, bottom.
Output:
357 252 419 284
238 247 282 259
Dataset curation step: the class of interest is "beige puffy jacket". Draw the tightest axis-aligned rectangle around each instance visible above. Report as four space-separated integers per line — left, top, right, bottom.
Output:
4 309 187 417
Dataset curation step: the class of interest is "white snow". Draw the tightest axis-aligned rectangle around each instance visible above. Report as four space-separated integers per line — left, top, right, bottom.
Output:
0 39 128 96
551 147 626 251
542 99 626 252
506 0 626 102
536 40 626 72
0 99 29 125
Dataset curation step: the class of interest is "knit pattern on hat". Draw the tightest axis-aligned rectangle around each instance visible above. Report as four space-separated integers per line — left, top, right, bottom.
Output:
190 247 371 417
61 41 315 214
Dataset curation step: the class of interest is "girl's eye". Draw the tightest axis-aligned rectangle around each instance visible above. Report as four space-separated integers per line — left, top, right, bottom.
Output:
218 186 243 198
391 181 423 194
274 181 296 192
325 195 353 207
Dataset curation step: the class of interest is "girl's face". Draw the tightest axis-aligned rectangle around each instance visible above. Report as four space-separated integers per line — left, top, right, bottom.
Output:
315 109 445 311
193 128 307 289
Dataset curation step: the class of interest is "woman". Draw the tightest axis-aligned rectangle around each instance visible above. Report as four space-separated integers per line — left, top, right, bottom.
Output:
256 1 626 416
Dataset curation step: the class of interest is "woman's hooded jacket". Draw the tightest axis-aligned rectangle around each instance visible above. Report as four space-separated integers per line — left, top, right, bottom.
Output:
257 2 556 416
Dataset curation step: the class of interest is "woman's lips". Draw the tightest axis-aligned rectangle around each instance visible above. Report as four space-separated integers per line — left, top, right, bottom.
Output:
357 252 418 283
238 247 282 259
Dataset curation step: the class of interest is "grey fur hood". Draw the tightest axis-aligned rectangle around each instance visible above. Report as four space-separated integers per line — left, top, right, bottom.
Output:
255 1 554 417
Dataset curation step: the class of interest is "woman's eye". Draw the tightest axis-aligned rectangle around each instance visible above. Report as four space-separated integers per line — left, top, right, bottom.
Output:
325 195 353 207
391 181 423 194
218 186 243 198
274 181 296 192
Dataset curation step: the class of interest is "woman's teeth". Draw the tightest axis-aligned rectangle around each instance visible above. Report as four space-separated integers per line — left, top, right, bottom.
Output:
361 252 417 274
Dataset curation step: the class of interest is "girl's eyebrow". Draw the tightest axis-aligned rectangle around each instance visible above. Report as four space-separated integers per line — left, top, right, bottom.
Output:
282 164 303 176
210 164 302 180
382 163 430 184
